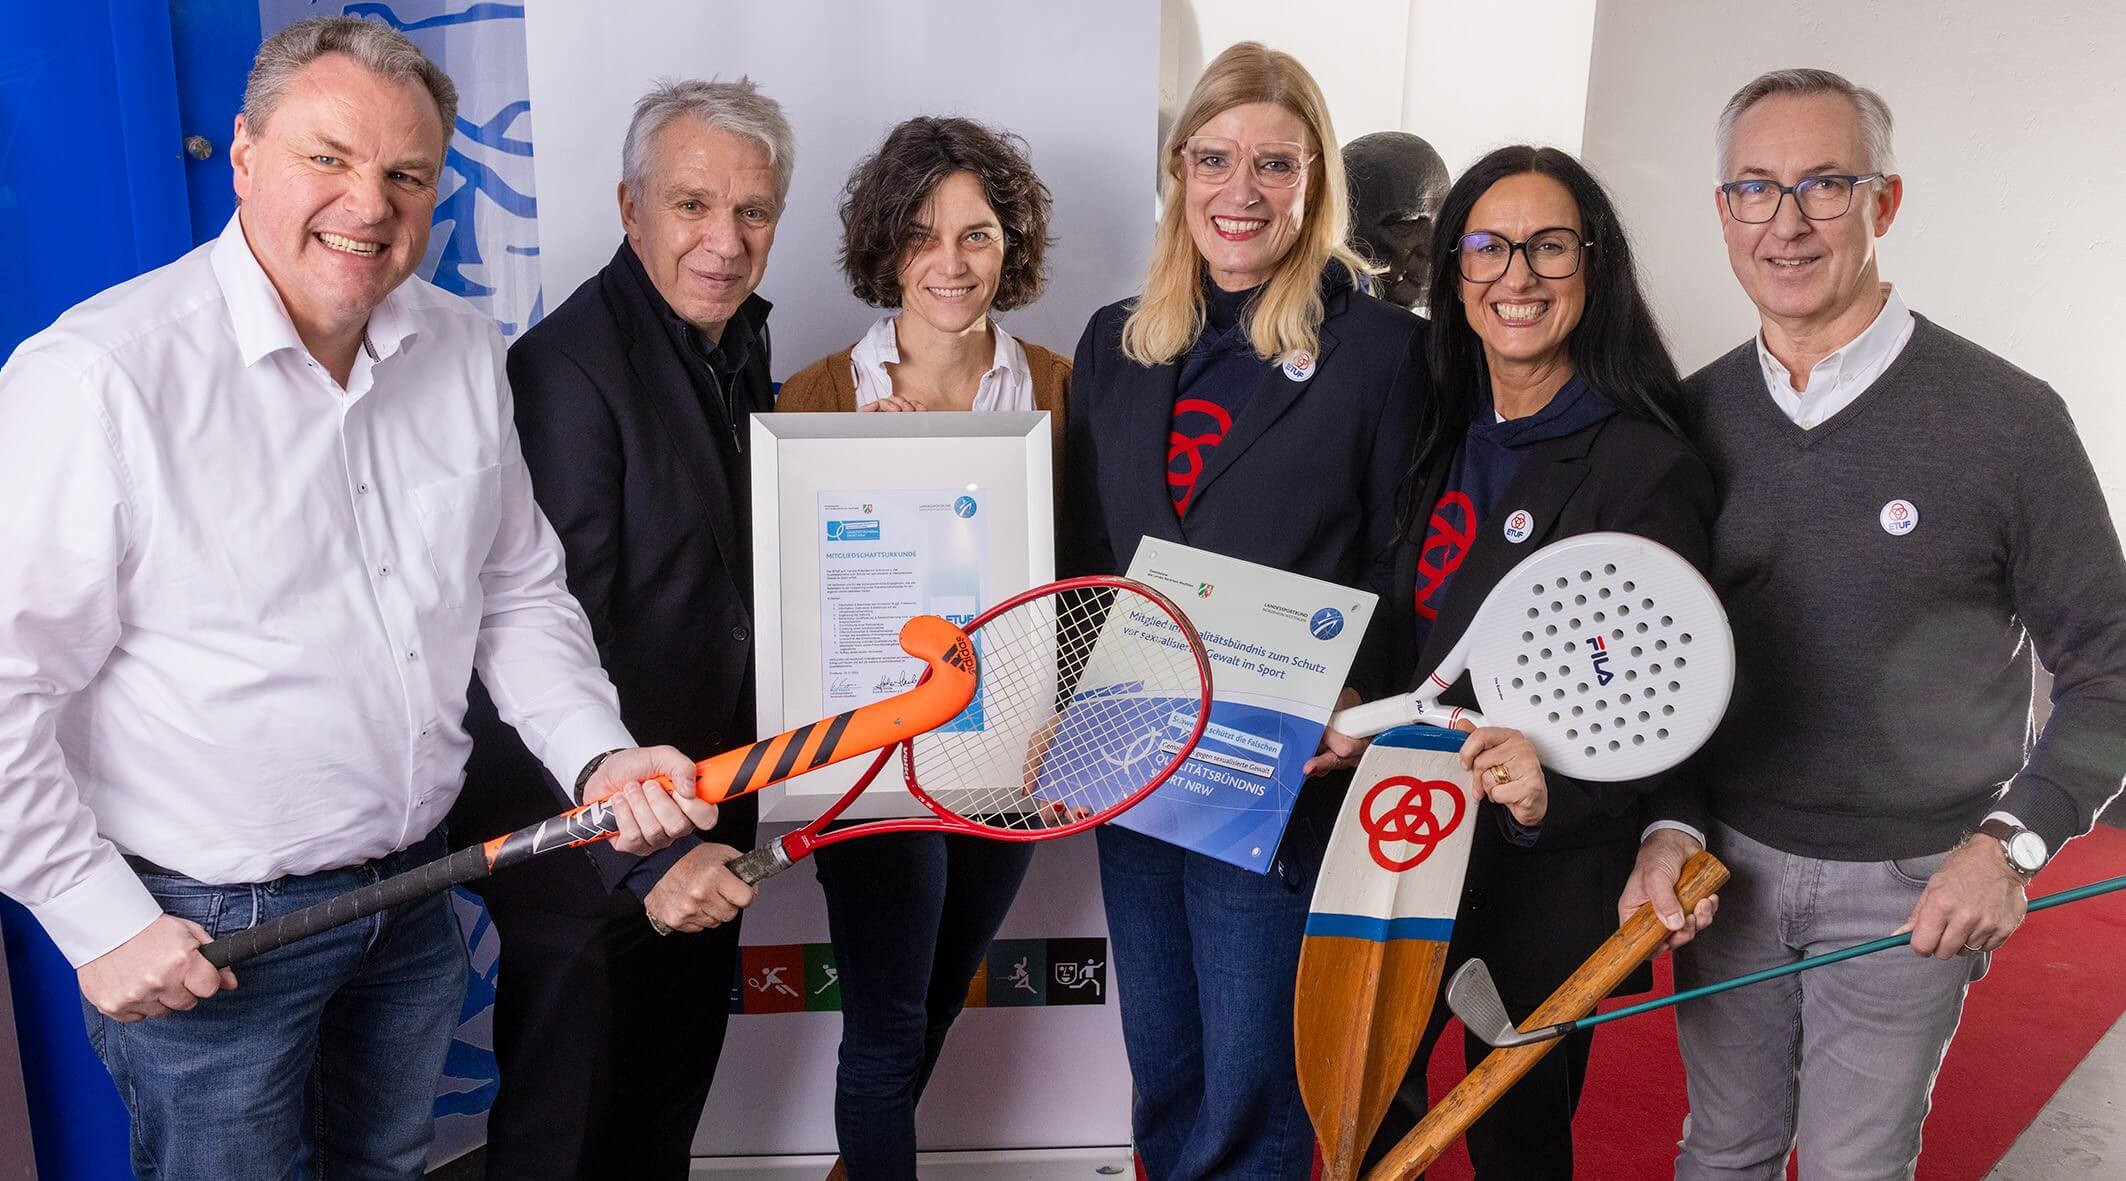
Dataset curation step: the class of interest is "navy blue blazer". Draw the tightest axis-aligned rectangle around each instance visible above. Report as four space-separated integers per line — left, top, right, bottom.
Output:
1059 270 1426 870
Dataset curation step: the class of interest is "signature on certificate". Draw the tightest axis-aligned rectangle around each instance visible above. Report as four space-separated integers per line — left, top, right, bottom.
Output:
829 677 858 697
872 669 921 693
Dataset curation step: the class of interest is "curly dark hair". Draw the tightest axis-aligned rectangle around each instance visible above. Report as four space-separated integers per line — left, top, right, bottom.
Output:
838 116 1053 311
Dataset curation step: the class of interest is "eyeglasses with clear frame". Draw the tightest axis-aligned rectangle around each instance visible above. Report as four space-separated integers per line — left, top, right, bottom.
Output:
1181 136 1316 189
1718 173 1885 223
1452 227 1592 283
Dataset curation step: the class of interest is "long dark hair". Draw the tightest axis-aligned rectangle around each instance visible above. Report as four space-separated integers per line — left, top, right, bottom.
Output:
1408 146 1685 489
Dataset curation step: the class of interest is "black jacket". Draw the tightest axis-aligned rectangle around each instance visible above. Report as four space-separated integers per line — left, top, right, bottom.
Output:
450 243 767 912
1389 409 1716 995
1060 272 1425 875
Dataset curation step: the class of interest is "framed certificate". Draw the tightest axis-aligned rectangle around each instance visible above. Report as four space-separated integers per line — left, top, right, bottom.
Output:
750 411 1055 822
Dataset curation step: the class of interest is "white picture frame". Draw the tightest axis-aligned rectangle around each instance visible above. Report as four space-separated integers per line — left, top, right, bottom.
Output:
750 411 1055 823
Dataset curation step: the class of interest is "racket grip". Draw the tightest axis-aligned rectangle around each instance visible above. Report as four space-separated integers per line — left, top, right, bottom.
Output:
727 842 794 887
1328 693 1422 739
198 845 491 969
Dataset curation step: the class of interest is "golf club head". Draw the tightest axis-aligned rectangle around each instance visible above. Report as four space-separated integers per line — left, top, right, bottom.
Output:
1446 959 1564 1049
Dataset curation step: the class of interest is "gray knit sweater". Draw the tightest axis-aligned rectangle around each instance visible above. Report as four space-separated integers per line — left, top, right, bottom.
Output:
1664 314 2126 860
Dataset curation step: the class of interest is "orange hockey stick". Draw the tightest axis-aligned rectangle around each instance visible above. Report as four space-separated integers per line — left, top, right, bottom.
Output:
199 614 978 968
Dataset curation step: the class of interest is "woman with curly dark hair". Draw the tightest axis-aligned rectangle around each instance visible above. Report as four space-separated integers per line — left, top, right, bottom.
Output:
776 115 1062 1181
779 116 1066 444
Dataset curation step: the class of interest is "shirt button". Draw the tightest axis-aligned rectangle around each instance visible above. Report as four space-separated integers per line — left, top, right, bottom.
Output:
406 650 419 663
378 564 392 577
731 625 750 642
356 481 370 495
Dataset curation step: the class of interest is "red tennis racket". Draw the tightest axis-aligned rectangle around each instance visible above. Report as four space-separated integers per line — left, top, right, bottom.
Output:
198 577 1208 966
728 575 1214 885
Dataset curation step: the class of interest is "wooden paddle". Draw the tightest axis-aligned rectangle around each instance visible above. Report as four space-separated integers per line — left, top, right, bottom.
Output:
1296 726 1480 1179
1364 850 1730 1180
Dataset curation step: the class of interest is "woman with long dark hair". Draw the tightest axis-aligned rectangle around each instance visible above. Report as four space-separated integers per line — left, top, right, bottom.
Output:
1359 145 1717 1179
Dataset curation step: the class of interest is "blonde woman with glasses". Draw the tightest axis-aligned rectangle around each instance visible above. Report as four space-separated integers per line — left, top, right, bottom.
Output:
1057 41 1425 1180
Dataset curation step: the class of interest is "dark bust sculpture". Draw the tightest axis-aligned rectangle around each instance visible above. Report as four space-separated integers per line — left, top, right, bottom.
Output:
1343 131 1451 314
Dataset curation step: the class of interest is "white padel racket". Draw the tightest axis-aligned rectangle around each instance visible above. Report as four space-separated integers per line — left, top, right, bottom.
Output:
1328 532 1734 782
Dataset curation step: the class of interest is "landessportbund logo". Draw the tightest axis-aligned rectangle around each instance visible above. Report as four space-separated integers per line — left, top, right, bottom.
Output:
1309 607 1345 640
953 495 978 518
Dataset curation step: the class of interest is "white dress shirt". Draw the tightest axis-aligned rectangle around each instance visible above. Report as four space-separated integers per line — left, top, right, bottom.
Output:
1755 284 1915 429
0 215 634 965
849 315 1035 411
1648 283 2026 852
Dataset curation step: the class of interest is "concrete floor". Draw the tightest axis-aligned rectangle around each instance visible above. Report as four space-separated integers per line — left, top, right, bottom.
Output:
1987 1015 2126 1179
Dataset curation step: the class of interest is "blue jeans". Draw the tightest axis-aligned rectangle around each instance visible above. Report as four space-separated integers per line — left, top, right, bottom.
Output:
813 831 1036 1181
1096 823 1319 1181
83 829 467 1181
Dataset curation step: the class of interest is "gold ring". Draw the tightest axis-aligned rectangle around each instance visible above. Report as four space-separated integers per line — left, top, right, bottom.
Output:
1963 940 1985 954
1489 764 1512 787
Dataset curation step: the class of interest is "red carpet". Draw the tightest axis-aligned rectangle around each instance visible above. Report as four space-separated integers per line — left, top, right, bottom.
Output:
1418 823 2126 1180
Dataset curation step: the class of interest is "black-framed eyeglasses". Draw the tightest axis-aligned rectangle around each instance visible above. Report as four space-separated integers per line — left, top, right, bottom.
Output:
1718 173 1884 223
1452 227 1591 283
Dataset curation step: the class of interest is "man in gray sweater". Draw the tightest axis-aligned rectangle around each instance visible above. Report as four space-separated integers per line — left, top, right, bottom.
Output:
1622 68 2126 1179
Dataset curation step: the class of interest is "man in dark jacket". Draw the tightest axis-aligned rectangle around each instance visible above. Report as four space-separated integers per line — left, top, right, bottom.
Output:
451 77 792 1179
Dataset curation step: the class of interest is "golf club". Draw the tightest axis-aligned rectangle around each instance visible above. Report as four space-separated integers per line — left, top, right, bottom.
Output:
1448 870 2126 1048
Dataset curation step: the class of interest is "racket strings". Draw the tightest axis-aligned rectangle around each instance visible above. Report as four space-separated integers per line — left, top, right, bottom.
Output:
909 585 1206 833
1498 556 1727 773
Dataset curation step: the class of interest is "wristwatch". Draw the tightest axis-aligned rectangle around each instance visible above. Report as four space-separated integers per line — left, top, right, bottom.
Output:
573 748 626 803
1977 818 2047 879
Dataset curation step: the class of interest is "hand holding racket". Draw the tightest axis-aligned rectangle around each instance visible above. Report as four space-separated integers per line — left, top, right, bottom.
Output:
1328 532 1735 782
725 576 1214 885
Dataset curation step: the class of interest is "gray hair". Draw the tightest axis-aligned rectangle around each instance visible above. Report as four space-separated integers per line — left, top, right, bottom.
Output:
622 78 796 205
1715 68 1896 178
243 16 458 139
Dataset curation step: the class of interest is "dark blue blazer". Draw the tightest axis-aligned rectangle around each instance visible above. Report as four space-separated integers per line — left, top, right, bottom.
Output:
1059 271 1426 870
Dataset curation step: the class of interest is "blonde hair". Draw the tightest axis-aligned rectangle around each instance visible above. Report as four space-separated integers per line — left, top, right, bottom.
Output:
1122 42 1367 367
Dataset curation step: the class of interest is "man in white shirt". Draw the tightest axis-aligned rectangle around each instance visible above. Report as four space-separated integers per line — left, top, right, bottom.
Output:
0 17 714 1178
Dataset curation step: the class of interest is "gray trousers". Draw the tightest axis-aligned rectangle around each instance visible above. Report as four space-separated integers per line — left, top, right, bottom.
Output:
1673 822 1986 1181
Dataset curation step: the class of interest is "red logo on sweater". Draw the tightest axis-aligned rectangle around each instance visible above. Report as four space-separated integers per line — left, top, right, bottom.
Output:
1415 491 1478 620
1167 399 1234 517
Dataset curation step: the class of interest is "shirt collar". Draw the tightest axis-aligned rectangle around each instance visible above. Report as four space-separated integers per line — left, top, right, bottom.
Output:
1755 283 1909 389
852 314 1017 382
619 240 761 374
209 212 419 369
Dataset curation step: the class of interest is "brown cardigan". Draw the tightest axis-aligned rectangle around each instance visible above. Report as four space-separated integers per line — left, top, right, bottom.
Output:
776 334 1072 481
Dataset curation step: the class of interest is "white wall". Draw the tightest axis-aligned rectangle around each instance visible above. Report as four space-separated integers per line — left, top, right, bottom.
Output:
1581 0 2126 511
1403 0 1597 169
